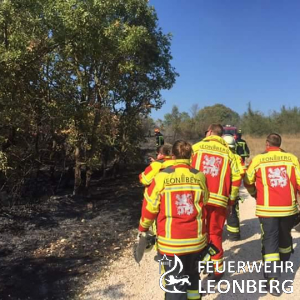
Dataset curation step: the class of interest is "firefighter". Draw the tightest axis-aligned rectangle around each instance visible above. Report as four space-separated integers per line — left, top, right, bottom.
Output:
223 134 246 241
235 130 250 163
138 140 209 300
244 133 300 295
191 124 241 280
139 144 174 260
154 128 164 147
139 144 173 186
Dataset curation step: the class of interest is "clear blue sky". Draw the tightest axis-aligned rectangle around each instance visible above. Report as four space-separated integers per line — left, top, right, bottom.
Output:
149 0 300 121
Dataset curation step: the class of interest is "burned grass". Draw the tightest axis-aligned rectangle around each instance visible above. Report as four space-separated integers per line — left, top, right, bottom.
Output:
0 171 144 300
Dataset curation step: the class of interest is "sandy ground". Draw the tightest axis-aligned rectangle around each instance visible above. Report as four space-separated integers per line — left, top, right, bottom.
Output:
81 187 300 299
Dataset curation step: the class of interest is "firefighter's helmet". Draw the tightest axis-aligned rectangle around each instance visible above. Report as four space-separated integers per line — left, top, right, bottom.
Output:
223 134 236 149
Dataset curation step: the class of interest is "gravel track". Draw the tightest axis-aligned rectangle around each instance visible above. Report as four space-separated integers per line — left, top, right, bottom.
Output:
81 187 300 299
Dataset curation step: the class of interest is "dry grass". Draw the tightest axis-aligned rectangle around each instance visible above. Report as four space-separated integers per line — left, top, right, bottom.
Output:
244 134 300 163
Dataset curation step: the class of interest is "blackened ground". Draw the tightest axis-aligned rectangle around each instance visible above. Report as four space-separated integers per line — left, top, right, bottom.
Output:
0 171 145 300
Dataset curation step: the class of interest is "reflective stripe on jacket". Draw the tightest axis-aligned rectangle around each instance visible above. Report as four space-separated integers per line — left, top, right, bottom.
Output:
139 159 209 256
244 147 300 217
236 138 250 158
234 153 246 177
191 135 241 208
139 157 174 186
155 132 164 146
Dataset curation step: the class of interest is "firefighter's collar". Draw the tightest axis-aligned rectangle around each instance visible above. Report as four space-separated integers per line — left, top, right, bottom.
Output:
203 135 227 146
163 156 173 160
173 159 190 165
266 146 282 152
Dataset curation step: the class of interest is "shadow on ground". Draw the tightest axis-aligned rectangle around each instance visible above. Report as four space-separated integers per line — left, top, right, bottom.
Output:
211 212 300 300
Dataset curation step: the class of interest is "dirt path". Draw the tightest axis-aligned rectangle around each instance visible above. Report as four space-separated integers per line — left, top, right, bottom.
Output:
81 187 300 299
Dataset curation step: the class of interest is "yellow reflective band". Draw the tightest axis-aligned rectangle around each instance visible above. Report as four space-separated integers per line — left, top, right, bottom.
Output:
139 217 153 229
158 242 206 254
261 167 269 207
256 208 298 217
230 186 240 200
279 246 292 254
218 156 228 195
211 257 223 262
211 258 223 268
211 259 223 271
207 198 227 208
256 205 297 211
144 191 158 206
165 192 172 239
210 192 228 201
227 225 240 233
264 253 280 262
256 205 298 217
141 173 152 185
288 163 295 202
197 152 203 170
187 289 201 300
151 221 157 235
194 190 202 237
215 265 223 271
247 166 256 179
262 162 294 168
165 185 203 192
158 235 207 246
264 253 279 258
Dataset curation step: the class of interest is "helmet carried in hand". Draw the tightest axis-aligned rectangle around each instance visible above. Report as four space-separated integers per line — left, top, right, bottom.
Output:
223 134 236 149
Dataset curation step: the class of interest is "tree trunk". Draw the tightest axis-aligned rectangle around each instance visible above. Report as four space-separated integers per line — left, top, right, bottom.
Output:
73 146 82 196
85 167 92 197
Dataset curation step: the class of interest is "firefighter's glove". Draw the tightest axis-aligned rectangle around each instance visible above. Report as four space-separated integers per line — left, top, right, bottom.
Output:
197 243 220 273
198 243 220 262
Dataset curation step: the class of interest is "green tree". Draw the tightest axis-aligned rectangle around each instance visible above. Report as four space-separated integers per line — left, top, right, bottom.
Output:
0 0 177 198
195 104 240 136
241 103 272 135
271 106 300 134
164 105 182 141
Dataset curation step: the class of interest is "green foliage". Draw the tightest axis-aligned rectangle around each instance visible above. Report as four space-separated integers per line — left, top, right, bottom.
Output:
0 151 9 173
195 104 240 132
240 103 272 135
160 102 300 139
0 0 177 197
270 106 300 134
161 104 240 141
163 105 192 140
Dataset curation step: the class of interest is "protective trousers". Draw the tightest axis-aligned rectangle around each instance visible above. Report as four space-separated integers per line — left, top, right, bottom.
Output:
259 214 296 279
161 252 201 300
226 200 240 240
206 205 227 275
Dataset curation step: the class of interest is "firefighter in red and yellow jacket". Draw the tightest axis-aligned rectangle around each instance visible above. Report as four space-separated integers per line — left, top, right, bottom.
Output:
244 133 300 291
191 124 241 280
139 144 174 257
139 140 209 300
223 134 247 241
139 144 173 186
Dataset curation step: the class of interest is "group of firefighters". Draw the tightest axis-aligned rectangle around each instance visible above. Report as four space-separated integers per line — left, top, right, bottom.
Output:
137 124 300 299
